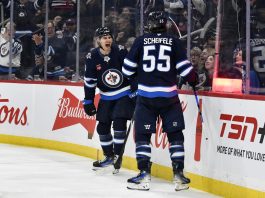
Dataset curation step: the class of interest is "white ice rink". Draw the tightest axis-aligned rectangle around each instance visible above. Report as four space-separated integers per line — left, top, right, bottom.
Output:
0 144 219 198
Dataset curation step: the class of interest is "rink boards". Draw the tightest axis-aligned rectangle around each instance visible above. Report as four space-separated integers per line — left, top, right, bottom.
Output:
0 81 264 197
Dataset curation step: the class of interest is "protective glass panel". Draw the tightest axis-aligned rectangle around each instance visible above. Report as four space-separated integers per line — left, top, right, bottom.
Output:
104 1 139 47
190 0 217 91
249 0 265 95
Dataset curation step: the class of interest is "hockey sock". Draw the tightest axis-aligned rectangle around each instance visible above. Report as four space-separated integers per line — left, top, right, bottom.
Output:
167 132 185 170
98 134 113 157
169 141 184 170
113 130 126 155
113 118 127 155
136 142 151 172
97 122 113 156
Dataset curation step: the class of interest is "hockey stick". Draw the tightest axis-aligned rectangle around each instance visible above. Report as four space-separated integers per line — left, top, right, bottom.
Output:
192 86 204 162
168 16 183 39
192 86 203 123
17 27 44 39
113 118 134 171
178 17 216 40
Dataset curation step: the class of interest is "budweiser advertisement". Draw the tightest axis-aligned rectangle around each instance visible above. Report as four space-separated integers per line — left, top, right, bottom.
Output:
52 89 99 138
0 82 265 192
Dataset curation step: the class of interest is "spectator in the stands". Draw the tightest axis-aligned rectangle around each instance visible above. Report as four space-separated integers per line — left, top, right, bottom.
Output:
31 21 68 80
197 53 215 90
0 22 23 80
3 0 45 79
115 13 135 45
190 46 202 72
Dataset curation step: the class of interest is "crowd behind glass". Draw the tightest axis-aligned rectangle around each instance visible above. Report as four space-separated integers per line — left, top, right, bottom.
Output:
1 0 264 95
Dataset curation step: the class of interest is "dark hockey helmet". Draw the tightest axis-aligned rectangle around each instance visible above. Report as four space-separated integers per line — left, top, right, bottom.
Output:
95 26 113 38
147 11 167 33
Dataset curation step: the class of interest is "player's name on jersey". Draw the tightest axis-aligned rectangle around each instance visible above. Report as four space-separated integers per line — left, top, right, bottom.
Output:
250 38 265 46
144 38 173 45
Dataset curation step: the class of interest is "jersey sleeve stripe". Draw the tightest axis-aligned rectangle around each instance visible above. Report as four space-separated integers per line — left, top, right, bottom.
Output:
124 58 138 68
176 60 191 69
84 77 97 81
84 81 97 88
123 64 136 72
180 66 193 77
122 67 136 76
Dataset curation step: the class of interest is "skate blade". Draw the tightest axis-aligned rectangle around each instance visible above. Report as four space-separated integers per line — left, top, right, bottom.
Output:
92 165 113 175
174 183 189 191
112 169 120 175
127 182 150 191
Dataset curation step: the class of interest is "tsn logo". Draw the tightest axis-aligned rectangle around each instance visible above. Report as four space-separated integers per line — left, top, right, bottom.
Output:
219 113 265 144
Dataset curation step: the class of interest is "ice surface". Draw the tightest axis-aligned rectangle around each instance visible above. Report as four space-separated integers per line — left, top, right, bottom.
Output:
0 144 219 198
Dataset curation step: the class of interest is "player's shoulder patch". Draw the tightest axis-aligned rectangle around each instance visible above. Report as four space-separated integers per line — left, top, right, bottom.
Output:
86 52 92 59
86 48 98 59
118 45 125 51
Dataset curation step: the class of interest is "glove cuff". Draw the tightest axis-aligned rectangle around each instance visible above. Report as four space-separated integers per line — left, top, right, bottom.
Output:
82 99 93 105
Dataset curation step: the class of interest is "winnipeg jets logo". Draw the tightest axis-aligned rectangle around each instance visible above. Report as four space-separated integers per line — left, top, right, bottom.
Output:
102 69 123 88
104 56 110 62
0 43 9 57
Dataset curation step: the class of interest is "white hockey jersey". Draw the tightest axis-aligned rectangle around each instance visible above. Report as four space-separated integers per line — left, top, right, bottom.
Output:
0 34 22 68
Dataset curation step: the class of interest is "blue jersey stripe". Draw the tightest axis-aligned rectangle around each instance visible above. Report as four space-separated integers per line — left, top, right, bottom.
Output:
100 90 130 100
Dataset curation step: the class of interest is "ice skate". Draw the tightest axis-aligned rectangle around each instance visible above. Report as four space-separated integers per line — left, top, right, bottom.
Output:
173 169 190 191
127 170 151 190
92 155 113 172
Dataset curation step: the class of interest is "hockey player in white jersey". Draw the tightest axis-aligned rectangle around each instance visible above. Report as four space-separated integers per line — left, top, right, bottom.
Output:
0 22 23 80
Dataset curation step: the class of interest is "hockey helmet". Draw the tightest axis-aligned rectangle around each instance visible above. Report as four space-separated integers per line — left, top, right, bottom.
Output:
95 26 113 38
147 11 168 33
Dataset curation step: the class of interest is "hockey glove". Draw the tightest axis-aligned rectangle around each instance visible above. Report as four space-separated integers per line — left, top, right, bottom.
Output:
186 69 198 88
177 76 185 89
83 100 96 116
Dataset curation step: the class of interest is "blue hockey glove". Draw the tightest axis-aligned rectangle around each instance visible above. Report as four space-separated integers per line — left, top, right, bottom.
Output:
83 99 96 116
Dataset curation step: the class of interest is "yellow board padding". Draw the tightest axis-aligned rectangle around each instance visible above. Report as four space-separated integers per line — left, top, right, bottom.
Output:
0 134 264 198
